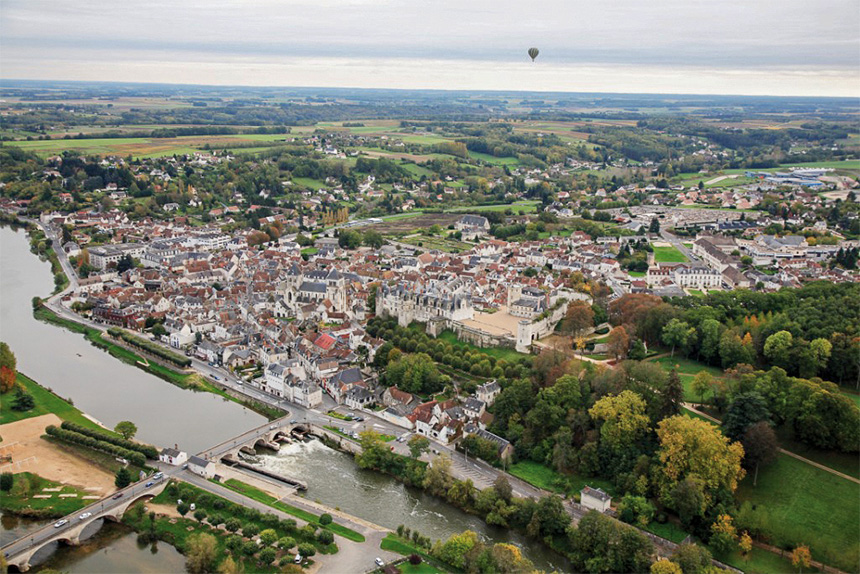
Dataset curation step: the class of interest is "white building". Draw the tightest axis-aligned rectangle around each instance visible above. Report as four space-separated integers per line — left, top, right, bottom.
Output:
580 486 611 512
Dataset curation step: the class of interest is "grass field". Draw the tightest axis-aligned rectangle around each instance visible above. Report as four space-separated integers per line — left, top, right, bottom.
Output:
0 372 119 434
445 201 539 214
736 454 859 572
291 177 329 190
628 270 646 278
508 460 616 498
379 534 447 572
467 151 520 166
399 235 472 253
219 478 365 542
435 330 531 363
652 245 688 263
0 472 89 518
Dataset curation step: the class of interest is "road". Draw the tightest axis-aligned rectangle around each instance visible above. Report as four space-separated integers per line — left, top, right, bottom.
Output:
0 472 172 563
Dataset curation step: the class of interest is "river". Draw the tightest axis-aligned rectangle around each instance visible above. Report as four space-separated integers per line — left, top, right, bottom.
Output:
0 224 567 572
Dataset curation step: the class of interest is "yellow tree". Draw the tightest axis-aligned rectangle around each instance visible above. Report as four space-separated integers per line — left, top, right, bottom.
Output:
655 416 745 512
589 390 650 450
650 558 682 574
790 545 812 573
710 513 738 554
738 531 753 559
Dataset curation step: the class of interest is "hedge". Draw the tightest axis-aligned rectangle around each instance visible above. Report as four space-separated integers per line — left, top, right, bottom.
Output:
46 425 147 467
60 421 158 459
107 327 191 367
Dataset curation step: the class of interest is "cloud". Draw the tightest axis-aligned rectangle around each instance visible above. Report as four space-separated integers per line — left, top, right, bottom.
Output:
1 0 858 95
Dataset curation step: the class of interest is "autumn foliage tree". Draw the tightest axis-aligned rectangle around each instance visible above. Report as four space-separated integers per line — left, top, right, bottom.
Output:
607 326 630 361
655 416 745 515
0 342 16 393
561 301 594 337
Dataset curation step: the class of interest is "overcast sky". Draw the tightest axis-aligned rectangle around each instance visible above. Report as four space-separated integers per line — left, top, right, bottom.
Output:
2 0 858 96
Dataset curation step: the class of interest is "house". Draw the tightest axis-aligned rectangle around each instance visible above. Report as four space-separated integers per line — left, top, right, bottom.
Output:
462 397 486 420
455 215 490 233
158 447 188 466
580 486 611 512
344 386 375 410
475 381 501 406
463 427 513 462
187 455 215 479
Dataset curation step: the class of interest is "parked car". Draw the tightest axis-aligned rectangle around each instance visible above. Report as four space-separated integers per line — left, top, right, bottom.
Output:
153 472 163 480
78 512 92 520
375 557 385 567
294 554 303 564
53 519 68 528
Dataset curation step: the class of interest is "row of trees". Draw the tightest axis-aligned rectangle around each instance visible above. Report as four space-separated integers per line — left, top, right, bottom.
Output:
107 327 192 367
59 420 157 459
45 425 147 467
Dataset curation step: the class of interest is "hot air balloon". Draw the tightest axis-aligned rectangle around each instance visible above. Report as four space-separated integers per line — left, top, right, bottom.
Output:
528 47 539 62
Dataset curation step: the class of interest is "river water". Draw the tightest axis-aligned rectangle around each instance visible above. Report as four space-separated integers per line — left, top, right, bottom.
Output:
0 224 567 572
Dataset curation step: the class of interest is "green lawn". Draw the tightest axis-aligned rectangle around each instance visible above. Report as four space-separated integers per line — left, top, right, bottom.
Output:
0 472 89 518
720 546 821 574
380 534 448 572
467 151 520 166
445 201 538 214
652 245 688 263
642 520 689 544
628 270 646 278
736 454 859 572
508 460 616 498
435 330 531 363
397 562 446 574
0 372 119 434
219 478 366 543
291 177 329 190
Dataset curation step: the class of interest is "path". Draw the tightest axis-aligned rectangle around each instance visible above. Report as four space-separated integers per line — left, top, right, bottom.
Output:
682 403 860 485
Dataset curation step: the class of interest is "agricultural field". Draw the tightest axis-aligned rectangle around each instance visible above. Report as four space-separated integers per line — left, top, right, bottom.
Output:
446 200 539 214
3 133 291 158
468 151 520 165
367 213 460 235
399 234 473 253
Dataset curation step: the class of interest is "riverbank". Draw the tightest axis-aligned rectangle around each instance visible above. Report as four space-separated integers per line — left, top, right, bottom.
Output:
32 303 282 420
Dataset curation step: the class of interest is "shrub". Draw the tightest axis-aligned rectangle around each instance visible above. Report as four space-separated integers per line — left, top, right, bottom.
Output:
1 472 14 492
409 554 422 565
258 547 277 566
317 530 334 545
243 523 260 538
319 513 333 526
225 518 242 532
278 536 296 550
297 542 316 558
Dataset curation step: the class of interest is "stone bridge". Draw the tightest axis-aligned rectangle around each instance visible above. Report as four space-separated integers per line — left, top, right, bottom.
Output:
211 422 309 462
4 480 167 572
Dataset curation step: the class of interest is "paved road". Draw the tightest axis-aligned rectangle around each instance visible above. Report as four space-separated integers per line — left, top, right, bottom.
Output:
0 472 172 562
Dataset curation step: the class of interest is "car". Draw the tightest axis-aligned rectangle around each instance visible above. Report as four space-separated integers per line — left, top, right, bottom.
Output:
269 424 277 430
145 481 154 487
153 472 163 480
210 374 219 380
375 557 385 567
182 463 188 470
294 554 303 564
112 493 124 500
354 416 364 422
53 519 68 528
289 419 298 424
78 512 92 520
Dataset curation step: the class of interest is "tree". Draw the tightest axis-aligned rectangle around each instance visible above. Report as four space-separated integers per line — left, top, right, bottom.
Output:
116 254 134 273
337 230 362 249
742 422 779 486
764 331 793 369
385 353 443 394
115 467 131 488
408 435 430 459
607 326 630 361
698 319 723 364
319 513 333 526
672 543 712 574
656 416 745 513
0 472 13 492
177 502 190 516
650 558 683 574
10 387 34 411
297 542 316 558
491 543 534 573
710 514 738 555
661 369 684 419
259 528 278 546
589 390 650 450
278 536 296 550
258 547 277 566
662 319 694 358
808 338 833 376
317 529 334 545
0 342 17 393
114 421 138 440
691 371 714 405
193 509 207 522
617 494 656 527
186 532 218 574
722 392 771 441
217 555 244 574
649 217 660 233
562 301 594 337
434 530 479 570
423 454 453 497
493 475 513 502
790 545 812 573
225 517 241 532
739 531 753 557
362 230 384 249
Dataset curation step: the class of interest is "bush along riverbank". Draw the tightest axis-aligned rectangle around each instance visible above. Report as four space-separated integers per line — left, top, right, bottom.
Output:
351 430 729 573
31 303 282 420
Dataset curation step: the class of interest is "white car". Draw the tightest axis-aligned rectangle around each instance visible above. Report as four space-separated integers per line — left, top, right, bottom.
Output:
78 512 92 520
375 557 385 567
294 554 303 564
53 519 68 528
